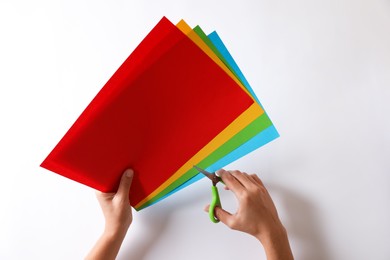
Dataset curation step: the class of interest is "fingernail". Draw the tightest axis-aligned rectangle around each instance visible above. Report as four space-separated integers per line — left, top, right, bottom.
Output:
125 169 134 177
216 169 226 175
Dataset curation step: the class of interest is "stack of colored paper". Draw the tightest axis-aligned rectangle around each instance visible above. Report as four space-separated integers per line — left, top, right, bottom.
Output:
41 17 279 210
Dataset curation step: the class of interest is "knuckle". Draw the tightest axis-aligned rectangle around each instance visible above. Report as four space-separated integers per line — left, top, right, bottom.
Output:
231 170 242 175
251 186 265 198
239 191 251 203
258 186 267 194
250 185 261 193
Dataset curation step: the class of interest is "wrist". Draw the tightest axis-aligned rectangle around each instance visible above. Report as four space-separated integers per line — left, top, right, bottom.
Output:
256 222 286 243
103 223 129 240
86 223 129 260
256 224 293 260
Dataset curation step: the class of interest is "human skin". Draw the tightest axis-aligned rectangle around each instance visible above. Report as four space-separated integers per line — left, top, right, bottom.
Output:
206 169 294 260
85 169 293 260
85 169 134 260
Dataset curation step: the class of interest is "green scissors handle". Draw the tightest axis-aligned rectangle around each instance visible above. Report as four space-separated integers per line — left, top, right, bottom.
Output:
209 185 221 223
193 165 223 223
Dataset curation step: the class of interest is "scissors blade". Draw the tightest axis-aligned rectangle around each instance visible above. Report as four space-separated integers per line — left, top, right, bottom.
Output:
193 165 223 186
193 165 214 181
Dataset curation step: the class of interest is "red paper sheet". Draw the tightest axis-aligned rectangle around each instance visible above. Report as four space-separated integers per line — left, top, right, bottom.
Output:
41 17 253 206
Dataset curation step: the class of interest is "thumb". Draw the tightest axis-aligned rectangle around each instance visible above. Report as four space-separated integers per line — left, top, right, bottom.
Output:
204 205 233 225
116 169 134 201
214 206 233 225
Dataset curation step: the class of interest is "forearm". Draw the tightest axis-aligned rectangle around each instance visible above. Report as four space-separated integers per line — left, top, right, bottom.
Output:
85 228 127 260
257 226 294 260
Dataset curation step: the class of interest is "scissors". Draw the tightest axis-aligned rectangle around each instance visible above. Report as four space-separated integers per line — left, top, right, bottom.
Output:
193 165 224 223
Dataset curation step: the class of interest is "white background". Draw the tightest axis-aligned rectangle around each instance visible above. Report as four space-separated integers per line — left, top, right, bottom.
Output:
1 0 389 259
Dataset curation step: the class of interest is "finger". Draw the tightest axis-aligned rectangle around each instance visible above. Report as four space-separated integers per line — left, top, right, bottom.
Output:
217 169 245 195
229 170 257 189
116 169 134 201
251 174 265 187
214 206 233 226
